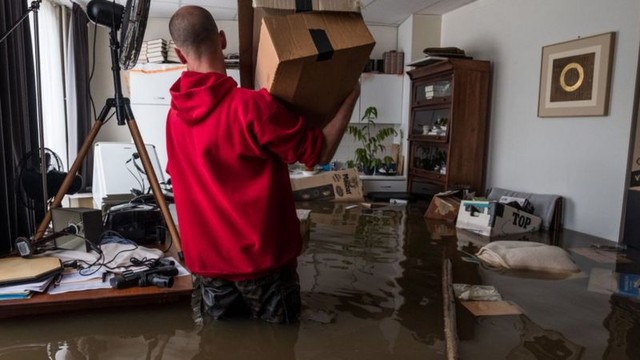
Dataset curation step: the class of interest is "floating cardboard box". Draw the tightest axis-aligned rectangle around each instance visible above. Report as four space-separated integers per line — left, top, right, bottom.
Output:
456 200 542 237
290 169 364 202
253 1 375 125
425 190 462 222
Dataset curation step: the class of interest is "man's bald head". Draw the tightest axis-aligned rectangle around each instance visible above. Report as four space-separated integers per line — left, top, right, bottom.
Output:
169 6 220 56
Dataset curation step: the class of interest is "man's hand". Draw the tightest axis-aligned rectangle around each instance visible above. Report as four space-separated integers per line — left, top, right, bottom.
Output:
317 83 361 164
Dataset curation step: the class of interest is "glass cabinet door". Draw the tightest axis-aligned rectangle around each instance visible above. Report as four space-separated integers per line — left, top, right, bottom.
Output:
410 107 450 141
410 142 448 181
413 77 452 105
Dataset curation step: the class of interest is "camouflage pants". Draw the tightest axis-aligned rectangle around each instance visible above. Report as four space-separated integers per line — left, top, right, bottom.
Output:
192 268 301 324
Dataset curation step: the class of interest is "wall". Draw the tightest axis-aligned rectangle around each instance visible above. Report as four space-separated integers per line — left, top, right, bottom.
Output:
441 0 640 240
397 14 442 176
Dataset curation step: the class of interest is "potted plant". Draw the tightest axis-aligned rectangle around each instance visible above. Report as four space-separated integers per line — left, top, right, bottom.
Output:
347 106 398 175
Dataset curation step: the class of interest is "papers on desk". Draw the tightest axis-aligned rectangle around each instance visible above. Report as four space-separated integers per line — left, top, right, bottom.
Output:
0 274 57 301
47 257 189 295
47 269 113 295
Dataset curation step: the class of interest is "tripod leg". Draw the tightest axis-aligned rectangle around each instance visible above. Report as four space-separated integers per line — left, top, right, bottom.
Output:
34 114 106 240
127 116 183 258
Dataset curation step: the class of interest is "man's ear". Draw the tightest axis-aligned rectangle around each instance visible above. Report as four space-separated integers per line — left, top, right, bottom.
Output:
219 30 227 50
175 48 187 64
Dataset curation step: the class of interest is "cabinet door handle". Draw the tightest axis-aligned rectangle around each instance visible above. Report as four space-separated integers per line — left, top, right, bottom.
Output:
153 96 166 100
381 185 392 189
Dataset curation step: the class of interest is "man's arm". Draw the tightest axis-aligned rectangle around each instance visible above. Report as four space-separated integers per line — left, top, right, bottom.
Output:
317 84 361 164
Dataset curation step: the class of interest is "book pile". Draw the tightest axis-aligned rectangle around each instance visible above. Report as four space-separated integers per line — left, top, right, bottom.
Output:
140 38 167 64
382 51 404 74
224 53 240 69
167 40 180 63
0 257 62 301
408 47 472 67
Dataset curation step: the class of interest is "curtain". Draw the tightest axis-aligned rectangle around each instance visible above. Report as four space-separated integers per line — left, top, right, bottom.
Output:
66 2 91 191
36 0 68 168
0 0 39 255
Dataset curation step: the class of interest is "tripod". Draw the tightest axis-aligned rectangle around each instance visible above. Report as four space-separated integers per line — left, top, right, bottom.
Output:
33 23 183 257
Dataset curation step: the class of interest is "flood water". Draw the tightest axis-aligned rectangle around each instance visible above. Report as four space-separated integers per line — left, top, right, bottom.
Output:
0 202 446 359
2 201 640 359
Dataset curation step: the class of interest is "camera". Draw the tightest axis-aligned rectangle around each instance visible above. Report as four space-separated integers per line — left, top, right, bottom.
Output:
110 264 178 289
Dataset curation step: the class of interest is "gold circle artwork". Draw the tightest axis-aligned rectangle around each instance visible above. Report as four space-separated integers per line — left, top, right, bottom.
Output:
559 62 584 92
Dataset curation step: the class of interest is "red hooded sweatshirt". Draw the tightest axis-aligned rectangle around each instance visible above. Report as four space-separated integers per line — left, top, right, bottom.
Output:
166 71 323 280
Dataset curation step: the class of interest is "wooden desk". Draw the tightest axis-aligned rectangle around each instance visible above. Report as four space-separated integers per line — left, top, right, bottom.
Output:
0 245 193 319
0 274 192 319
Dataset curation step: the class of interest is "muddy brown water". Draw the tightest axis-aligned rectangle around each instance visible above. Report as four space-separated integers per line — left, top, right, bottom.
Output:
1 201 639 359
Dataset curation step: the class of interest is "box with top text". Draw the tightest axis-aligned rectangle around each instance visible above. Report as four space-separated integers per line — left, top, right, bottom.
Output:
455 200 542 237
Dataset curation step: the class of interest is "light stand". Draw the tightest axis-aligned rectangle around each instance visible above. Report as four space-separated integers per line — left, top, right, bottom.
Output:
31 1 183 258
1 0 49 218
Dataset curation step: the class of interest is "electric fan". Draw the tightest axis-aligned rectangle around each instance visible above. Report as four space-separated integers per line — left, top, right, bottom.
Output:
16 148 82 210
31 0 183 258
86 0 150 70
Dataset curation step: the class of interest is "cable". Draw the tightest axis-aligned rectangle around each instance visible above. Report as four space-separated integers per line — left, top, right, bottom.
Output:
88 22 98 122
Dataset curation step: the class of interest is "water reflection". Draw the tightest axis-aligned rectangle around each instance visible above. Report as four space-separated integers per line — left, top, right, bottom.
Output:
1 202 448 359
297 202 446 357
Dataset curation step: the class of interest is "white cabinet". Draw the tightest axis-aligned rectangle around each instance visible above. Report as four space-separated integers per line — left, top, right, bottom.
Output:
350 73 403 124
127 65 241 179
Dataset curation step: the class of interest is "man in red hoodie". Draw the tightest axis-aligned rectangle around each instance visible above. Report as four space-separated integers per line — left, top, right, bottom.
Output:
167 6 359 323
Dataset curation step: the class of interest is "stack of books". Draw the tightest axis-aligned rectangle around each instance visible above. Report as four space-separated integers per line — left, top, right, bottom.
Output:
408 47 472 67
166 40 180 63
140 39 167 64
382 51 404 74
0 257 62 301
224 53 240 69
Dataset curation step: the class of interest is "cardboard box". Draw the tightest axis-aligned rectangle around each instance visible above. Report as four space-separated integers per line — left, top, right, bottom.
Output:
455 200 542 237
253 0 361 12
254 4 375 124
424 190 462 222
290 169 364 201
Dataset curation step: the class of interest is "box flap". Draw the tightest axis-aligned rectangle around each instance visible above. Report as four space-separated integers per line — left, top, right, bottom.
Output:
253 0 361 13
261 12 373 61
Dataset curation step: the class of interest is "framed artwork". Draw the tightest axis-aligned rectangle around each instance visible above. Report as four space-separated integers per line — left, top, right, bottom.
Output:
538 32 615 117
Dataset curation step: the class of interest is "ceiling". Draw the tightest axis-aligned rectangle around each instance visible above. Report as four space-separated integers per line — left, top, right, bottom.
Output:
81 0 476 26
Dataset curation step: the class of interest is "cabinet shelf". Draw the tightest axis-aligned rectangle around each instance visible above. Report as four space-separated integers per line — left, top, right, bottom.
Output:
410 169 446 184
408 134 449 143
406 59 491 197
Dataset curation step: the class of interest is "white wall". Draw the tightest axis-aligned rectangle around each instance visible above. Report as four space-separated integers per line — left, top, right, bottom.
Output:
442 0 640 240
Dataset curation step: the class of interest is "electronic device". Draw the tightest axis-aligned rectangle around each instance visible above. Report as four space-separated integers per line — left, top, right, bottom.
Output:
51 207 103 251
110 260 178 289
15 207 103 257
104 202 165 244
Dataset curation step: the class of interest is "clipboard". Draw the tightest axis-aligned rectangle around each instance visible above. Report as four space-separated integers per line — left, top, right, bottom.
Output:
0 256 63 286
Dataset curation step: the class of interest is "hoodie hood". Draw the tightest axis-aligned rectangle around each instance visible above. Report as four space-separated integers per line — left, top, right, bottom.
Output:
169 71 237 126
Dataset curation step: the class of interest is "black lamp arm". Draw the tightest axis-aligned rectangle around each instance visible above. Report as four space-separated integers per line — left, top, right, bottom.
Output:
0 1 41 44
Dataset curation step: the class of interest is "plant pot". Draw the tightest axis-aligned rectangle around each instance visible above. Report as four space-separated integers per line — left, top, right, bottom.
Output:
363 165 376 175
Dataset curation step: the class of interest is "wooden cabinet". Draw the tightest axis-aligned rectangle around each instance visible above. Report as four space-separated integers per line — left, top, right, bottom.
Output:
350 73 403 124
406 59 491 196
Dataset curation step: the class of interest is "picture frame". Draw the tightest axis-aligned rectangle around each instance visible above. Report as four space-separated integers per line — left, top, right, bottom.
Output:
538 32 615 117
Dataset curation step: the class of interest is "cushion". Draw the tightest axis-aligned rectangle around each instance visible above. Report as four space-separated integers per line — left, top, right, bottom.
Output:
476 240 580 273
